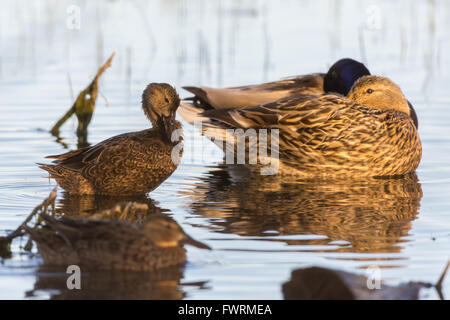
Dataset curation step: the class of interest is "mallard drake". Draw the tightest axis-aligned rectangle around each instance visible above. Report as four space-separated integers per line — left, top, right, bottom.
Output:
182 58 369 110
179 58 418 128
181 75 422 177
25 210 210 271
39 83 183 195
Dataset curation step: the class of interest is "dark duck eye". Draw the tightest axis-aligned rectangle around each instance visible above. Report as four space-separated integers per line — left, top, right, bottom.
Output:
165 97 169 103
366 88 373 94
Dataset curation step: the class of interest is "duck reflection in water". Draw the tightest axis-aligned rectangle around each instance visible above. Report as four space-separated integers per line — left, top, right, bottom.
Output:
27 265 189 300
181 165 422 254
55 192 167 222
28 264 209 300
25 196 210 299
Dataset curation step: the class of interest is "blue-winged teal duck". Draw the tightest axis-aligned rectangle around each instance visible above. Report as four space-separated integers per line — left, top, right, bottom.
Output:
25 209 210 271
181 75 422 177
39 83 183 195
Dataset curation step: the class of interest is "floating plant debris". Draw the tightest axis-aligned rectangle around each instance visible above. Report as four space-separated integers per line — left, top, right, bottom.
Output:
50 52 115 148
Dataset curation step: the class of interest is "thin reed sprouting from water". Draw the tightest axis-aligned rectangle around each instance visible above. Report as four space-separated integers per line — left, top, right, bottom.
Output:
399 25 407 67
216 0 224 86
227 0 240 69
30 1 37 79
328 0 342 56
132 0 158 79
14 1 26 74
126 46 132 99
96 4 104 69
422 0 436 93
197 31 212 84
358 26 367 65
262 3 271 82
0 12 2 80
175 0 187 81
67 72 74 102
409 1 418 64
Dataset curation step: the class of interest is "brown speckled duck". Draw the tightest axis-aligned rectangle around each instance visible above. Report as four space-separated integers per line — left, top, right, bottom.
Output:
181 75 422 177
39 83 183 195
25 209 210 271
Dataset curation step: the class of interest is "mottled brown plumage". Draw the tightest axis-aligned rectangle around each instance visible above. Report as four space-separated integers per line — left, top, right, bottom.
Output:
25 208 210 271
39 83 183 195
183 76 422 177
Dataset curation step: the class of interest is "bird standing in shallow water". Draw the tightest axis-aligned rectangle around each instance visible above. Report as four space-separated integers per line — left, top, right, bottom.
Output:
25 209 210 271
39 83 183 195
185 75 421 177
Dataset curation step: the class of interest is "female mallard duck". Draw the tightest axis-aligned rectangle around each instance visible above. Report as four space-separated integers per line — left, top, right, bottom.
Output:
25 210 210 271
179 58 418 128
183 75 422 177
39 83 183 195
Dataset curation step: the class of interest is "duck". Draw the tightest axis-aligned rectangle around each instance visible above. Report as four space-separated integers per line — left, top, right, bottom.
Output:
179 58 418 128
25 209 210 271
39 83 183 195
182 75 422 177
182 58 369 110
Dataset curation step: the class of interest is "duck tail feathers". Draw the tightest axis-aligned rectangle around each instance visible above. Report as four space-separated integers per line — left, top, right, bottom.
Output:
178 101 210 125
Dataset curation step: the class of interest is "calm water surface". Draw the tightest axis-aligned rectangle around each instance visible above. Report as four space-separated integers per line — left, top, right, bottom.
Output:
0 0 449 299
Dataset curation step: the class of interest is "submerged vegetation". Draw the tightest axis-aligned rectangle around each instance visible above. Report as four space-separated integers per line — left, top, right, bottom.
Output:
0 187 57 260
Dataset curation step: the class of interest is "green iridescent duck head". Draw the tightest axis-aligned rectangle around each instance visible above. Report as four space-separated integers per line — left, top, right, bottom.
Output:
142 83 181 141
348 75 413 119
324 58 371 95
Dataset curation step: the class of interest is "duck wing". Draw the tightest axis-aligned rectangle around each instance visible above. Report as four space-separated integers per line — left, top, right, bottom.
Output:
178 93 318 127
183 73 325 110
46 148 88 161
45 130 155 172
200 93 333 129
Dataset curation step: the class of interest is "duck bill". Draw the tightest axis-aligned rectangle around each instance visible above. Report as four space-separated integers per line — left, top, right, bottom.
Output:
182 234 211 250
